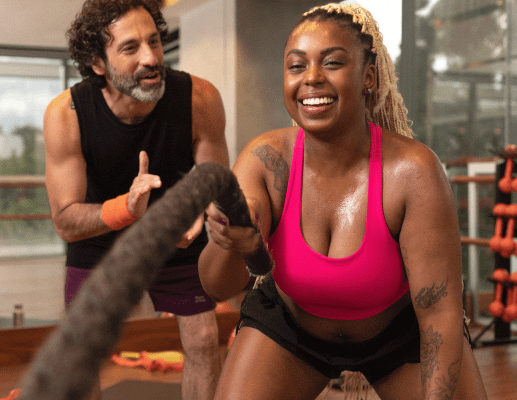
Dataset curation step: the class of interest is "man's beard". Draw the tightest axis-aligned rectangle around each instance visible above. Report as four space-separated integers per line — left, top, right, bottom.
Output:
106 63 166 103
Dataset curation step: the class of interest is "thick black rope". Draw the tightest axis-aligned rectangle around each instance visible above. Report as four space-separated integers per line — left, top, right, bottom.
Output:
17 162 273 400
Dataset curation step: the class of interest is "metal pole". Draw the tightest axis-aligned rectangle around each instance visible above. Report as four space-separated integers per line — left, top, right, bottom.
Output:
400 0 416 114
505 0 513 146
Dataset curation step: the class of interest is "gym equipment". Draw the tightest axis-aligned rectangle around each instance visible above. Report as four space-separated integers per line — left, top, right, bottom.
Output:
488 269 509 318
489 204 506 253
0 389 21 400
498 157 513 193
473 152 517 346
502 272 517 323
110 351 184 372
500 204 517 258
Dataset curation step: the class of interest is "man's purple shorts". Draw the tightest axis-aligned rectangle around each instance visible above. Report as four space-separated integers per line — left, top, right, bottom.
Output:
65 263 216 316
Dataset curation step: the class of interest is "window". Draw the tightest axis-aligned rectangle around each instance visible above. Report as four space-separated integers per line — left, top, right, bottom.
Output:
0 53 80 258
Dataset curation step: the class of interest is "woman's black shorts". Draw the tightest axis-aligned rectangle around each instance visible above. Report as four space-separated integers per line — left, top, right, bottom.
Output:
238 274 470 384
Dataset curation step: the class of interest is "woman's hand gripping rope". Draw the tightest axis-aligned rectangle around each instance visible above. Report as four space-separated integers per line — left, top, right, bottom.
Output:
206 198 273 277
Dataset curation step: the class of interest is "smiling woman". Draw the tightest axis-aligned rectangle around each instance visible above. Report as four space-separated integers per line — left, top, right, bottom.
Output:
284 4 411 138
198 3 488 399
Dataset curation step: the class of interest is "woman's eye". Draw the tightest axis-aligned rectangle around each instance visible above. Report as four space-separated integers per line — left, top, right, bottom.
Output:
325 60 343 67
288 63 305 71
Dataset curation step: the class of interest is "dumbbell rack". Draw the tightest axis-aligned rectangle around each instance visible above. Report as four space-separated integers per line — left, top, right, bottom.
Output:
472 159 517 347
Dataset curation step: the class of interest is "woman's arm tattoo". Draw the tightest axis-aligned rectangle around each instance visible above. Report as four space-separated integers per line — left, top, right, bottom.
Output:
420 325 443 388
415 278 449 309
428 357 460 400
421 326 461 399
252 145 289 193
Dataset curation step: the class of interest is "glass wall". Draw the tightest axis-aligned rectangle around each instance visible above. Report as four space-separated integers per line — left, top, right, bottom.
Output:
416 0 509 158
0 54 81 258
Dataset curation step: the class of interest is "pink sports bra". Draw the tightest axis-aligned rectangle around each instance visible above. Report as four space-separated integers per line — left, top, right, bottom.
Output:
270 122 409 320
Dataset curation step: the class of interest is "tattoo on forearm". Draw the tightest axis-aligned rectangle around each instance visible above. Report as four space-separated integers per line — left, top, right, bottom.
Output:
420 325 443 388
415 278 449 309
428 357 460 400
252 145 289 193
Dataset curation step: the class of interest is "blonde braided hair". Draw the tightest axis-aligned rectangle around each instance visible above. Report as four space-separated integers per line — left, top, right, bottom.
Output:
301 2 413 137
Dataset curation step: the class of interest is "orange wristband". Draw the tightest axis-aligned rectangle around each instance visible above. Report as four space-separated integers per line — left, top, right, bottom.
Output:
101 193 138 230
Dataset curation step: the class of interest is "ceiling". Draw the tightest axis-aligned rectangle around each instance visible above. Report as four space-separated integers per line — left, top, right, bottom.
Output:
0 0 212 49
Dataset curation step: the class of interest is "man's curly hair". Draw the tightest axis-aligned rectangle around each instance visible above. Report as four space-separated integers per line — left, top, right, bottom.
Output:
67 0 169 88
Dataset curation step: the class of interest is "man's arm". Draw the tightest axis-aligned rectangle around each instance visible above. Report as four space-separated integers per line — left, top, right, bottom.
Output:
44 90 109 242
191 75 229 168
175 75 230 248
44 90 161 243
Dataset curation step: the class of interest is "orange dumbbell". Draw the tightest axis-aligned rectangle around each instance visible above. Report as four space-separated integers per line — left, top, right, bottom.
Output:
489 204 508 254
500 204 517 258
499 157 514 193
502 272 517 323
505 144 517 158
489 268 509 318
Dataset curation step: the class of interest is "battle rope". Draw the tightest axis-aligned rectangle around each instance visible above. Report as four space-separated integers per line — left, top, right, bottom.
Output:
16 162 273 400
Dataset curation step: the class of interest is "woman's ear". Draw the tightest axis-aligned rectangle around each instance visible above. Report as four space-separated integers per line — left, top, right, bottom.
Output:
364 63 376 92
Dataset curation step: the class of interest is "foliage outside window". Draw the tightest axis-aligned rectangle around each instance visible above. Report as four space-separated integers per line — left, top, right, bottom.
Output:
0 57 73 257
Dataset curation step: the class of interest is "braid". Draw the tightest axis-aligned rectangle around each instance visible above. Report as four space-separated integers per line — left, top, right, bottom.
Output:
301 3 413 137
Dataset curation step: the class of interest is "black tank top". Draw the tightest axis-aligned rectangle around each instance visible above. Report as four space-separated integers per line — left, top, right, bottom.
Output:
67 68 208 269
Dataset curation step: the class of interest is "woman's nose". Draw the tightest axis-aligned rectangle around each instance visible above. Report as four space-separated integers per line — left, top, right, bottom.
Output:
304 65 325 85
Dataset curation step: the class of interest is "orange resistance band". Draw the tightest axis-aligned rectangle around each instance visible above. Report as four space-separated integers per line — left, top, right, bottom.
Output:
111 352 184 372
0 389 21 400
101 193 138 230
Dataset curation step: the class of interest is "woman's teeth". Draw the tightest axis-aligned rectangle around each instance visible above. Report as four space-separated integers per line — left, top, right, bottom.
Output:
302 97 336 106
